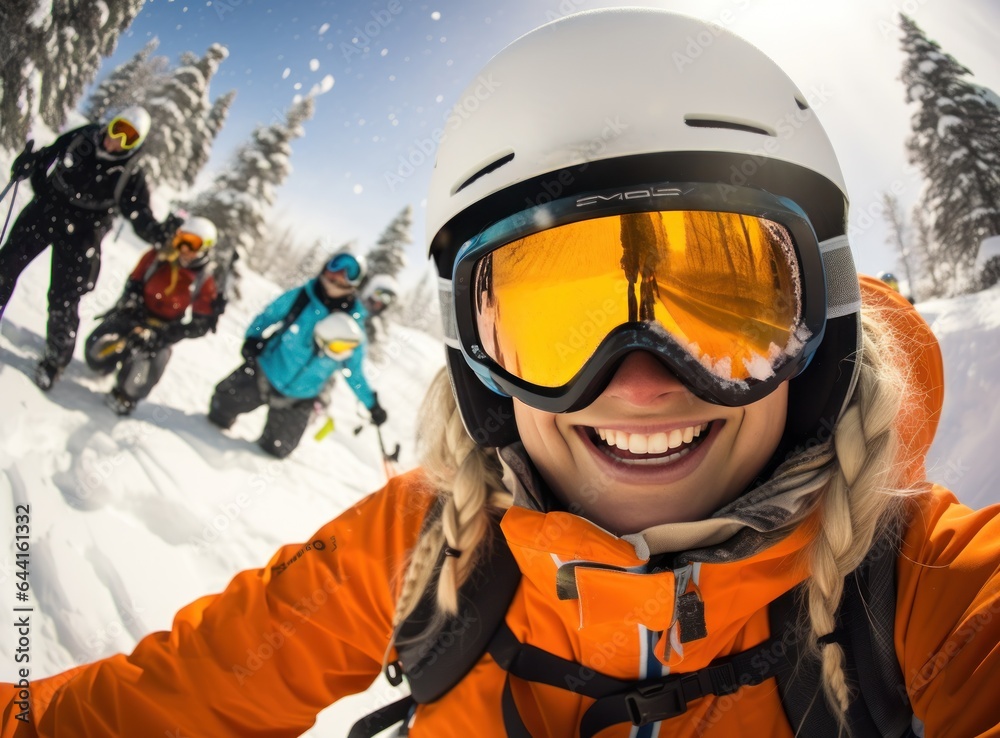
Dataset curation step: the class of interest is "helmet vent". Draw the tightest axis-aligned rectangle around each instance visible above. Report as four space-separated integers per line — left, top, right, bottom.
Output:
795 96 809 110
684 116 774 137
453 152 516 195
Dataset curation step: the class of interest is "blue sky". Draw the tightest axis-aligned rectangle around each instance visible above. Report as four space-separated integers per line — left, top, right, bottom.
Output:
101 0 1000 285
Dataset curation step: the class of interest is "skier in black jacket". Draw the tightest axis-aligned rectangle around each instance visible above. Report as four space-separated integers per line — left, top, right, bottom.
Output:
0 106 182 389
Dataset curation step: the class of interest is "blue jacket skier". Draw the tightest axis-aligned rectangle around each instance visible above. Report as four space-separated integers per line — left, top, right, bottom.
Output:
208 253 387 458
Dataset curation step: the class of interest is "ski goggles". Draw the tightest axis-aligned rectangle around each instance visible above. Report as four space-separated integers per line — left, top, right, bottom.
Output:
321 338 360 360
324 254 363 286
370 287 396 305
173 232 205 252
107 118 142 149
446 183 844 413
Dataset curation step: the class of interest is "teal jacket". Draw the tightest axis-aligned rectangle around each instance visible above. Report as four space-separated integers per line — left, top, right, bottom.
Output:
246 279 374 404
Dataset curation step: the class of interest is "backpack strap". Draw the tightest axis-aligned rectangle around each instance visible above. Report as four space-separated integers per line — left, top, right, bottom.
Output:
396 505 522 703
111 153 142 210
775 533 914 738
349 503 521 738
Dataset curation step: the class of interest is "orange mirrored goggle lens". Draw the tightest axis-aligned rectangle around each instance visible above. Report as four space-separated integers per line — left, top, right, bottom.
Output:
473 210 803 389
108 118 141 148
325 339 360 356
173 232 204 251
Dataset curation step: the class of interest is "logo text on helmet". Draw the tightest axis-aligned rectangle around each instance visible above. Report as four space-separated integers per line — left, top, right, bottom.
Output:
576 187 684 207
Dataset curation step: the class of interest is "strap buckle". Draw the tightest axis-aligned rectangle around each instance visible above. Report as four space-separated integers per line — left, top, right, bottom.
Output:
624 675 689 725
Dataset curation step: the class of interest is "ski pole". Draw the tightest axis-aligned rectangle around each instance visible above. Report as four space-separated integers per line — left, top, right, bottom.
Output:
375 425 401 480
0 176 16 205
0 178 19 247
1 140 35 245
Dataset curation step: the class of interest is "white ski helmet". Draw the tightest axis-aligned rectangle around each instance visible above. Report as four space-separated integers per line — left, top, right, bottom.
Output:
107 105 152 150
362 274 399 308
314 311 363 360
175 216 219 251
428 8 862 449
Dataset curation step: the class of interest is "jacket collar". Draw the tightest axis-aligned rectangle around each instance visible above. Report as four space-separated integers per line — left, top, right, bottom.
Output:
496 443 827 667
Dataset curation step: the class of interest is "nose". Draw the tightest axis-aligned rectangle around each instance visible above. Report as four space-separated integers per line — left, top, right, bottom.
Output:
601 351 688 406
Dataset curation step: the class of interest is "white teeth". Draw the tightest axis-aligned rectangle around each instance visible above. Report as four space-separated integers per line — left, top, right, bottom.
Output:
628 434 648 454
593 423 709 456
648 432 669 454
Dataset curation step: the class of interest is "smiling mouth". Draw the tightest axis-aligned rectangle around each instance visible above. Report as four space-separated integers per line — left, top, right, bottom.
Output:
583 422 713 466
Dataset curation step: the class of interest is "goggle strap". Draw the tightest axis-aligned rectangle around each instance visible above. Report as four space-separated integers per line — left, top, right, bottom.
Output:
438 277 461 349
820 236 861 319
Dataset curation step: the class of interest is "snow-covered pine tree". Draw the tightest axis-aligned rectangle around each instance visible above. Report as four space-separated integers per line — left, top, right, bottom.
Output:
83 38 167 123
366 205 412 278
900 14 1000 294
185 88 236 186
142 43 229 189
38 0 145 132
880 192 919 302
0 0 45 151
911 203 948 299
185 95 317 301
397 268 443 339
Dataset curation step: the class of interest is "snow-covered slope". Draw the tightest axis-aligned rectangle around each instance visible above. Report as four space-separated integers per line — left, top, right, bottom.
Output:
917 286 1000 509
0 217 440 734
0 203 997 735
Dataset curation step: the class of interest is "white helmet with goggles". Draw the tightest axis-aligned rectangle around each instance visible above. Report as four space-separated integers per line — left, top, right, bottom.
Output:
173 216 218 252
314 311 364 360
428 8 862 449
106 106 151 150
362 274 399 309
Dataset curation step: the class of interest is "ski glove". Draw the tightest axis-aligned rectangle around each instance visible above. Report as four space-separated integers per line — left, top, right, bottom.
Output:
159 213 185 244
116 279 145 314
369 397 388 427
242 337 267 361
129 327 164 353
10 150 37 181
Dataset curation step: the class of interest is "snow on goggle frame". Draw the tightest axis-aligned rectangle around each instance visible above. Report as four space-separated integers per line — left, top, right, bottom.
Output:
107 118 142 149
324 254 363 285
451 183 828 413
173 232 205 251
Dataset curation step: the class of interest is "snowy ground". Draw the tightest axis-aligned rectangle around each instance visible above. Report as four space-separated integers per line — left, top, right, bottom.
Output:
0 195 998 735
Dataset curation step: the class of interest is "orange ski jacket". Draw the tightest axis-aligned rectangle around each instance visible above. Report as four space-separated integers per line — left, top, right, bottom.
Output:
3 278 999 737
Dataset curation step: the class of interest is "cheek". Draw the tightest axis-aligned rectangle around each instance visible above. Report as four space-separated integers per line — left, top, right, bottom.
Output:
733 384 788 471
513 401 578 487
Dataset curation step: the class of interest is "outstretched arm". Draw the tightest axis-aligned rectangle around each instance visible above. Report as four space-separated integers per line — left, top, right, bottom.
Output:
117 169 177 245
0 474 432 737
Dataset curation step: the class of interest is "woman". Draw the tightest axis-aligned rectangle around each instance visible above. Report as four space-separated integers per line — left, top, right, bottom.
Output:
2 9 997 737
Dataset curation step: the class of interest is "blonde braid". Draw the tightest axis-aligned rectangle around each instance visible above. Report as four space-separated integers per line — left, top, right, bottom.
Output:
803 310 912 731
391 369 512 635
